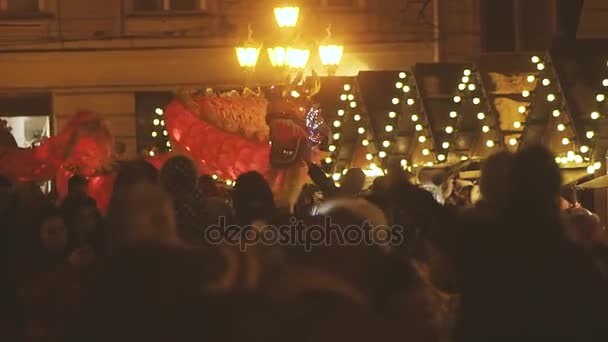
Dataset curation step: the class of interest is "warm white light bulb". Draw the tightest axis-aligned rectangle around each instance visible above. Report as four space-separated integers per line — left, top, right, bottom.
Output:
354 114 361 121
389 111 397 118
453 96 462 103
557 124 565 131
343 84 351 91
358 127 365 134
586 131 595 139
329 145 337 152
385 125 394 132
581 145 590 153
418 136 427 143
445 126 454 134
407 99 415 106
438 154 446 161
552 110 561 117
155 108 164 115
531 56 540 63
537 63 545 70
399 72 407 79
333 133 340 140
477 112 486 120
486 140 495 148
482 125 490 133
522 90 530 98
561 137 570 145
379 151 387 158
518 106 526 113
411 114 419 121
442 142 450 149
383 140 391 148
591 111 600 120
509 138 517 146
422 149 430 156
473 98 481 105
415 124 423 131
395 82 403 89
366 153 373 161
547 94 556 102
362 139 369 146
597 94 606 102
458 83 466 91
403 85 411 93
449 111 458 118
337 109 345 116
513 121 522 129
333 120 341 128
527 75 536 83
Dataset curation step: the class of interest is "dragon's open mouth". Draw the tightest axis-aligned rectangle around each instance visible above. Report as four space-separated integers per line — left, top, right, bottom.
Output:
268 117 308 168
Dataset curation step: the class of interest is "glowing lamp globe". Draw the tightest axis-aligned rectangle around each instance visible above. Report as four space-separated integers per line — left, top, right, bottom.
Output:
236 46 261 69
319 44 344 75
267 47 287 67
285 47 310 69
274 7 300 28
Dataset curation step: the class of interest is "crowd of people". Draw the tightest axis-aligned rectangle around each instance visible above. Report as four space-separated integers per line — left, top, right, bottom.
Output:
1 146 608 341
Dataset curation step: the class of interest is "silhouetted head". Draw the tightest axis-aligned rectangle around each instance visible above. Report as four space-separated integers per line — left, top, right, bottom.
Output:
480 151 514 208
160 156 198 198
508 146 561 215
113 160 158 194
68 174 88 197
341 168 366 195
232 171 275 224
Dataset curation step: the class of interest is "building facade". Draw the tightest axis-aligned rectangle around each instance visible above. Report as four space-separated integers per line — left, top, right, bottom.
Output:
0 0 606 158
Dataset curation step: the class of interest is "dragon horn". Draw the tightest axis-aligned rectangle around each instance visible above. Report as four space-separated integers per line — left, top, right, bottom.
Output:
308 69 321 98
282 71 304 97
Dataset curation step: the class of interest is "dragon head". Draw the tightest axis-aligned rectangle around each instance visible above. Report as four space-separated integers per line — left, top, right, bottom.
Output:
266 70 329 168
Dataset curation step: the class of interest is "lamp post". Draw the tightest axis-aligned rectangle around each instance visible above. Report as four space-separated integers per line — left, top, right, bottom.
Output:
235 25 261 86
318 25 344 76
235 4 343 81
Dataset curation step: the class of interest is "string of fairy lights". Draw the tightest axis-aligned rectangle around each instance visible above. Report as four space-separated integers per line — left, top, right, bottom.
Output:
452 66 503 154
148 107 171 157
401 71 439 167
327 80 378 183
525 55 602 174
365 71 410 168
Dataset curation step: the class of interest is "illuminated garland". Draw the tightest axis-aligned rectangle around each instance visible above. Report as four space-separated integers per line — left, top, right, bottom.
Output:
451 66 504 158
399 71 437 167
524 55 599 174
148 107 172 157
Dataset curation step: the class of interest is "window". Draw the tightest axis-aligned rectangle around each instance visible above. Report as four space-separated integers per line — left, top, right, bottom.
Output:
1 0 40 12
133 0 204 12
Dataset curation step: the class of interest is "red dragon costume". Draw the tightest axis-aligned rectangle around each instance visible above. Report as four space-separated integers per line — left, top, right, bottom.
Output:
0 73 330 211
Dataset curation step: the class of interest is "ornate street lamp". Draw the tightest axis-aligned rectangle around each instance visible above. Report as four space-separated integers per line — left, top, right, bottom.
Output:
235 25 261 70
285 46 310 69
235 5 343 80
267 46 288 67
274 6 300 28
318 25 343 76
